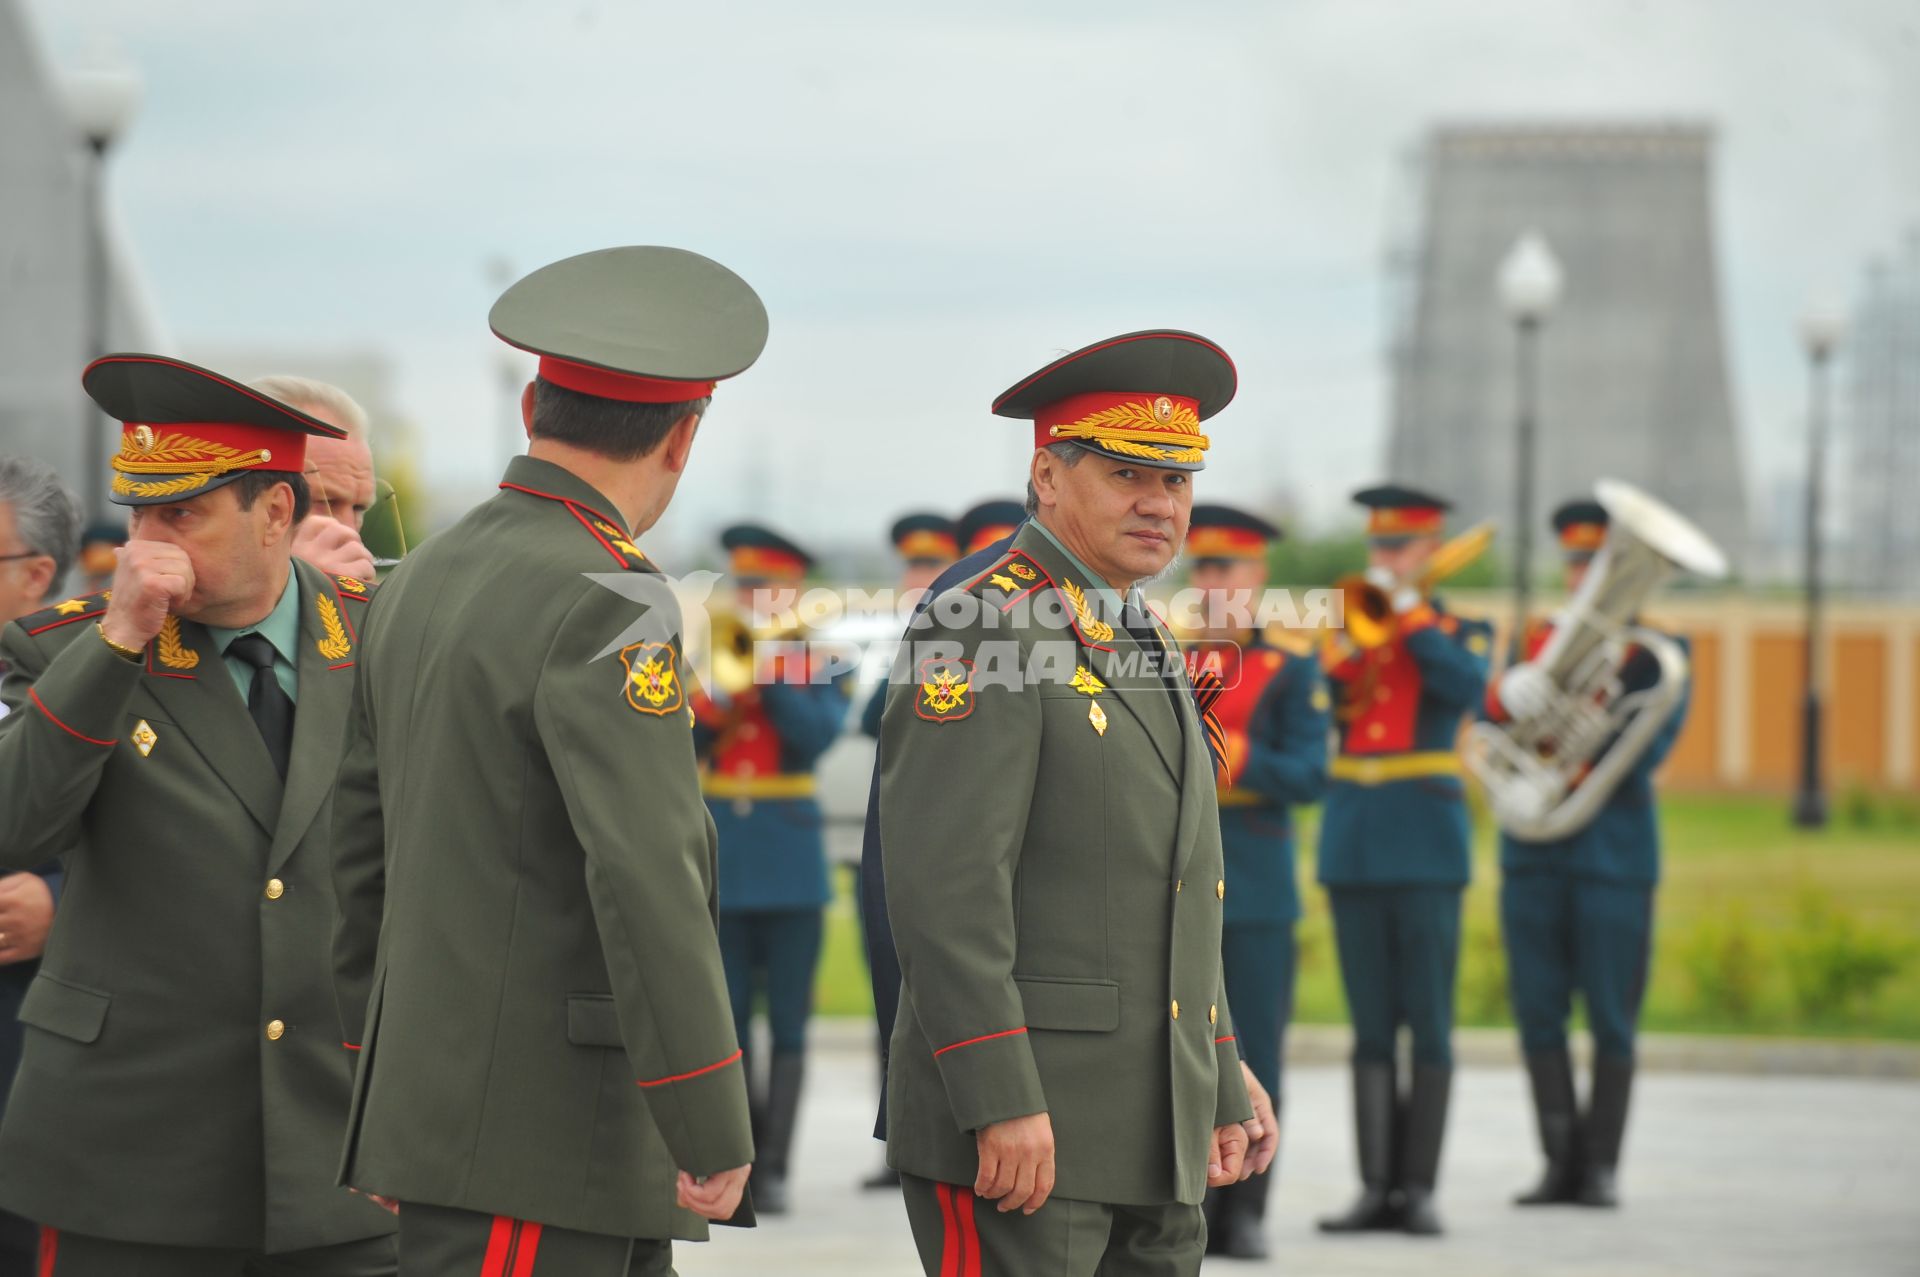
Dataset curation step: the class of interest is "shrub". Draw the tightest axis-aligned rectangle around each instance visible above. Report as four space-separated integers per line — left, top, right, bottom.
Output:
1781 888 1913 1024
1679 905 1765 1025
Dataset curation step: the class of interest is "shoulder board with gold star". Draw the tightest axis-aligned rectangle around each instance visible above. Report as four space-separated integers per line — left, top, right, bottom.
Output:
18 590 111 638
561 503 653 571
332 574 374 601
964 550 1046 609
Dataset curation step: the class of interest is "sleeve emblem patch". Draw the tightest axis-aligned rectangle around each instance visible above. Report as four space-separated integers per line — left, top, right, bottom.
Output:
620 641 685 715
916 657 973 722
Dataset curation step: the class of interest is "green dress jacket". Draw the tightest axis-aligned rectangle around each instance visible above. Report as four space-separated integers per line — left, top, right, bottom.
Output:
330 456 753 1242
879 522 1252 1207
0 560 394 1253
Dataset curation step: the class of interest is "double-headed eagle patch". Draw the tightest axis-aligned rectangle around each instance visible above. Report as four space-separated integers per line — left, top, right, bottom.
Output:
915 657 973 723
619 641 684 716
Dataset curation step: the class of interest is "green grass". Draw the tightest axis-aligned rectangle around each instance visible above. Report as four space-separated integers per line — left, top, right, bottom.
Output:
814 793 1920 1040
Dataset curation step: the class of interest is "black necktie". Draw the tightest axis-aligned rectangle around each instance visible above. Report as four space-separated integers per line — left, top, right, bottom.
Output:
228 633 294 778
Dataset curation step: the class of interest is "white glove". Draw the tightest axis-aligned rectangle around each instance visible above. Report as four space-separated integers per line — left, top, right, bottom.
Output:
1363 565 1398 593
1388 585 1422 615
1498 661 1555 721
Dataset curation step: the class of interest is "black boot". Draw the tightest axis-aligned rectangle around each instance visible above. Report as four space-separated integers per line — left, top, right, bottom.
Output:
755 1052 805 1215
1578 1056 1633 1208
1318 1061 1399 1233
1515 1049 1582 1205
1398 1064 1451 1236
1219 1170 1270 1259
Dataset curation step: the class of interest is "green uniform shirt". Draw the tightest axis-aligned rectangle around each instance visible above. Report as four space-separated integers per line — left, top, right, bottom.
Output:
206 566 302 703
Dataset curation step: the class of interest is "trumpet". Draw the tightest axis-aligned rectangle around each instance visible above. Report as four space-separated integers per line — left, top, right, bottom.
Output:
686 608 806 700
1336 520 1495 649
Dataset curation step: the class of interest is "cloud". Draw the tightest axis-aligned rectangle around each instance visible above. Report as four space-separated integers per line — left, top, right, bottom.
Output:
28 0 1919 548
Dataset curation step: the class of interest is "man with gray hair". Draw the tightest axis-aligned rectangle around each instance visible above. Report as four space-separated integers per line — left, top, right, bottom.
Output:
253 375 380 582
0 455 79 1277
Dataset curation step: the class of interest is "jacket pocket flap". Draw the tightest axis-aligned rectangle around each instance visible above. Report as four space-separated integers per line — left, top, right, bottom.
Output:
19 973 110 1044
1016 977 1120 1032
566 994 625 1048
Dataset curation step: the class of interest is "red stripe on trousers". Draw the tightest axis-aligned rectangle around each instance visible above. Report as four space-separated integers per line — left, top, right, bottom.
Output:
510 1221 543 1277
956 1185 981 1277
936 1183 960 1277
37 1228 55 1277
479 1216 515 1277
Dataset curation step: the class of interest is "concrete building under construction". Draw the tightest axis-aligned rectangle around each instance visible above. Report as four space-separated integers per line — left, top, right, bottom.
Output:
1384 122 1750 574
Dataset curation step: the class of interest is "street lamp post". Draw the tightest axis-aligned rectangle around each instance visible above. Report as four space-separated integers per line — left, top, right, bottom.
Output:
1793 301 1846 829
1497 231 1565 660
62 66 142 523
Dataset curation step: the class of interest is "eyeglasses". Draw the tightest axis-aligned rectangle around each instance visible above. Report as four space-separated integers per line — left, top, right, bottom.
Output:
0 552 45 563
302 469 410 572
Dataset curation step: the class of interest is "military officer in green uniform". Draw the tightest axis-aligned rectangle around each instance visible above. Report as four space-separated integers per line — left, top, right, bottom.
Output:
692 523 849 1215
0 355 397 1275
880 331 1260 1276
1486 499 1691 1209
1183 504 1328 1259
1316 485 1491 1238
329 248 767 1275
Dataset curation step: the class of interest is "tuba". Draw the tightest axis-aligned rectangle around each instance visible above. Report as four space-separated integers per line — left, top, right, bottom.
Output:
1336 520 1496 649
1464 480 1726 841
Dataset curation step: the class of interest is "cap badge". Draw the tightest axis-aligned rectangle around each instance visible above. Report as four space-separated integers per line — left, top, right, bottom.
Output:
1153 396 1174 424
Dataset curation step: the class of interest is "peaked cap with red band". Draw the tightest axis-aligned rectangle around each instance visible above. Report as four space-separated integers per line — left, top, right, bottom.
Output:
84 353 347 507
490 246 769 406
1186 503 1282 561
1552 498 1609 562
722 523 814 580
956 498 1026 556
991 329 1237 473
889 512 959 564
1354 482 1452 544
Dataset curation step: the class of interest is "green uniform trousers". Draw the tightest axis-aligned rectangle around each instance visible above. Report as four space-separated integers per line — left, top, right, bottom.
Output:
394 1203 672 1277
37 1229 393 1277
900 1175 1204 1277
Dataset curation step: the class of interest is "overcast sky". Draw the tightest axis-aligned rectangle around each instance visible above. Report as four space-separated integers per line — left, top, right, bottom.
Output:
27 0 1920 559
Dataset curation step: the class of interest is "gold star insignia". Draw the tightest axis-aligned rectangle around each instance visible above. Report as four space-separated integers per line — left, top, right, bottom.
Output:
54 599 87 615
989 572 1017 591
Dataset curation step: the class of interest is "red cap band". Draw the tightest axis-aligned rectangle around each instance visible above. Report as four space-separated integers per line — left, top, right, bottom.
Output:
1186 526 1268 559
1559 523 1606 552
114 421 306 476
966 525 1019 555
897 529 959 560
1368 507 1445 538
730 546 806 578
538 356 717 405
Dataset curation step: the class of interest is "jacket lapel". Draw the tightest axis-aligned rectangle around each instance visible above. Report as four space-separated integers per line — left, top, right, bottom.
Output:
267 563 354 874
140 616 283 835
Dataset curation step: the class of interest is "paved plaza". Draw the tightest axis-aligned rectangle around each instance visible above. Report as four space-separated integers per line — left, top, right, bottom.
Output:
678 1033 1920 1277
